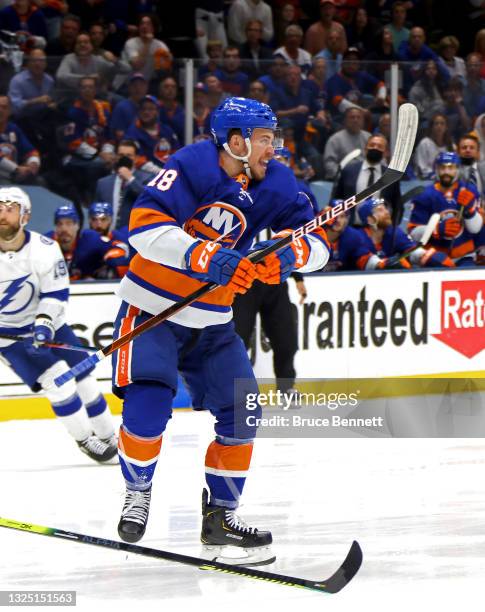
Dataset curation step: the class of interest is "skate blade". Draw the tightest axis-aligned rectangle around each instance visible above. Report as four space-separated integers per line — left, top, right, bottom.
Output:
200 544 276 566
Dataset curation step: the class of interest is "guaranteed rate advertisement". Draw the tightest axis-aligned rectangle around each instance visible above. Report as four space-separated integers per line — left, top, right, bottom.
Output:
252 268 485 379
0 270 483 398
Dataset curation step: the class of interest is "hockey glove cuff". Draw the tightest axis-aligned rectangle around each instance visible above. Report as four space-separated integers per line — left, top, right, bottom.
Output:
185 240 257 294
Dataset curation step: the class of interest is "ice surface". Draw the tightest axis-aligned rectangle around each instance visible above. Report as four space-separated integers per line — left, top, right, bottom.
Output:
1 410 484 612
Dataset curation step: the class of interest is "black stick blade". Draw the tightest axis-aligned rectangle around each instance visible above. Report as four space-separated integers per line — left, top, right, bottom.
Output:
309 540 363 594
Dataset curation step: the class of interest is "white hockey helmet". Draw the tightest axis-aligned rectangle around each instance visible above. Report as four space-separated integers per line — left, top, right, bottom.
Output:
0 187 32 227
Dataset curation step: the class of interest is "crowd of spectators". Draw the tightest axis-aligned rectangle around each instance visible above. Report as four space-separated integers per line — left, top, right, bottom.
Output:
0 0 484 277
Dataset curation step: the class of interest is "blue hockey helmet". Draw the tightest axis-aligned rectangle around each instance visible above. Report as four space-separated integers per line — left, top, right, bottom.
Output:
88 201 113 218
357 197 385 225
210 97 278 177
435 151 460 166
54 203 80 224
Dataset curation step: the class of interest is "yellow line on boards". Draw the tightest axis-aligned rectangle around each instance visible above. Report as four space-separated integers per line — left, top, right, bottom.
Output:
0 395 192 421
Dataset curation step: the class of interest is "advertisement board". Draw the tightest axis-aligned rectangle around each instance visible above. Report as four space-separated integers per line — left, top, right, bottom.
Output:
0 269 483 402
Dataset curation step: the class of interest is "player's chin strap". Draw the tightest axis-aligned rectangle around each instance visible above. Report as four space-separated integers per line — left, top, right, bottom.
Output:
223 138 253 179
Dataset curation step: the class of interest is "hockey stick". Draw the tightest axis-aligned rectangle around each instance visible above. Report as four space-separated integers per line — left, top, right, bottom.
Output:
52 103 418 388
0 332 98 353
0 517 362 594
398 212 440 261
391 184 425 251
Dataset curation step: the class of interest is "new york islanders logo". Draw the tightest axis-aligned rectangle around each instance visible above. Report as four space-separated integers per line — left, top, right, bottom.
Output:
184 202 247 247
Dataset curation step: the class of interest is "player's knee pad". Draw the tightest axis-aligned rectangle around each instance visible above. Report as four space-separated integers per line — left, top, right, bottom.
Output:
122 381 173 438
38 360 78 405
213 394 262 440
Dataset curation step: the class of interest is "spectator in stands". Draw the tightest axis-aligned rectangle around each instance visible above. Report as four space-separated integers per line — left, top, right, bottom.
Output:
305 57 331 127
110 73 147 142
45 13 80 71
438 36 466 83
214 46 250 96
357 197 454 269
258 54 288 100
333 133 400 223
409 59 447 123
323 106 371 179
56 31 130 98
195 0 227 60
274 2 297 48
227 0 273 46
387 1 409 53
61 76 113 204
203 74 228 109
239 19 273 80
274 24 312 75
198 39 224 80
304 0 347 57
345 7 377 55
314 27 342 81
34 0 68 41
463 53 485 118
364 27 399 82
377 113 391 141
8 48 55 116
89 21 118 62
327 47 387 117
457 132 485 196
398 27 450 94
121 14 172 83
158 76 185 143
474 29 485 79
49 202 129 280
473 113 485 160
94 139 153 231
442 78 471 141
192 82 212 140
414 112 455 179
124 95 179 168
248 79 269 104
0 0 47 47
271 64 316 140
0 95 41 185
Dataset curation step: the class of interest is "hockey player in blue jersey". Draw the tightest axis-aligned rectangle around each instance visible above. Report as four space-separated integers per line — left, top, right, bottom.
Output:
408 152 484 265
357 197 455 269
48 203 129 280
0 187 117 462
113 97 330 564
322 199 374 271
88 202 128 242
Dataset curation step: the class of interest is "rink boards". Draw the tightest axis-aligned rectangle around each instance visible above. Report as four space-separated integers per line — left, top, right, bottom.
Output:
0 268 483 421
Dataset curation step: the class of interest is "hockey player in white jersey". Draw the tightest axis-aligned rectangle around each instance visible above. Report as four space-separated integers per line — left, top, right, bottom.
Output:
0 187 117 462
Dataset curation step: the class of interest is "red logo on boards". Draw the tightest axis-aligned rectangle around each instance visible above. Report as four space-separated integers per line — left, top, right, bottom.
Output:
432 280 485 358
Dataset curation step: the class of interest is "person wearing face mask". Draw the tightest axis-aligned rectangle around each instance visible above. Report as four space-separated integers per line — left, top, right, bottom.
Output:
333 133 401 224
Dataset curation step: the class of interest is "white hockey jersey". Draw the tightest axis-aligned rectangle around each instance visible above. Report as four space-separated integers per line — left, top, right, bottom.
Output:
0 231 69 347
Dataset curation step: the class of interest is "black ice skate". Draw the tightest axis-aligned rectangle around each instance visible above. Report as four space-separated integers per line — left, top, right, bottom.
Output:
200 488 275 566
117 486 152 543
101 433 119 461
77 435 118 463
